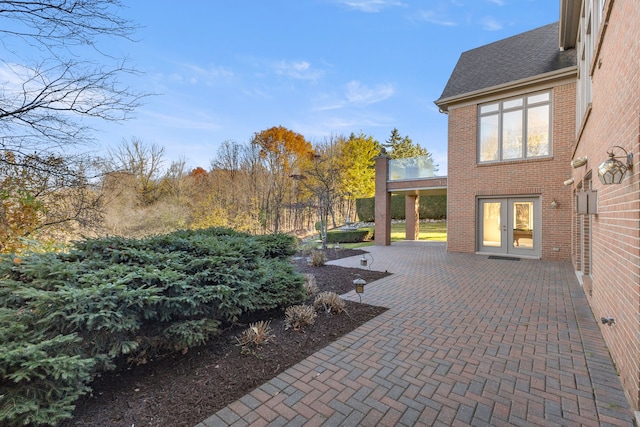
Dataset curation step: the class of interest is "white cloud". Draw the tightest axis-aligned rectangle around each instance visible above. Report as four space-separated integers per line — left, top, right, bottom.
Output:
416 10 458 26
182 63 234 80
272 60 324 81
333 0 405 13
313 80 394 111
487 0 506 5
345 80 394 105
480 16 503 30
162 63 234 87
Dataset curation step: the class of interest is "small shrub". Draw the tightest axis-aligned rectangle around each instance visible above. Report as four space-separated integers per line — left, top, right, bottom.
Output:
236 321 275 349
309 250 327 266
314 291 346 314
284 305 317 331
303 273 318 296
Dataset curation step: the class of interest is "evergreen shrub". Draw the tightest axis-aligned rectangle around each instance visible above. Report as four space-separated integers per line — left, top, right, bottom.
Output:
0 227 304 426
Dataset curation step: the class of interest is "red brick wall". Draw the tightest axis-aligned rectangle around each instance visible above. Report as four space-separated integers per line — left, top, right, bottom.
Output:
446 83 575 260
570 0 640 410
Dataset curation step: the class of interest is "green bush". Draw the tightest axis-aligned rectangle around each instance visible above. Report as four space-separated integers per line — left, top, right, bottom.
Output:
254 233 298 259
0 227 305 426
326 228 374 243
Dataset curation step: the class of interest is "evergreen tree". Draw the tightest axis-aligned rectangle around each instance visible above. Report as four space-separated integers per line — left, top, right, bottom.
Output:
383 128 438 175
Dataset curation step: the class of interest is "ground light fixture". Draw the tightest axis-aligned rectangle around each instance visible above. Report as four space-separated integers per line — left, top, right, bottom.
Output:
598 146 634 184
353 274 366 303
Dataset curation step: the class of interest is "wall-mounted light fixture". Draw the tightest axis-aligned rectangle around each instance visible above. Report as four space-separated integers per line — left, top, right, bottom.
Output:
598 146 634 184
550 198 558 209
571 156 588 168
601 317 616 326
563 178 575 186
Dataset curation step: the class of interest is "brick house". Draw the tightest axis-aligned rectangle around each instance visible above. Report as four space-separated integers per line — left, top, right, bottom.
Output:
434 21 576 261
561 0 639 412
374 0 639 412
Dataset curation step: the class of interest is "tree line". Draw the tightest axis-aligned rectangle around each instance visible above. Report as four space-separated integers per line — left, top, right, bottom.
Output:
0 1 437 253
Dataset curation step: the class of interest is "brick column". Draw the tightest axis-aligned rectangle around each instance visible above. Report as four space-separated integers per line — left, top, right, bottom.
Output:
405 195 419 240
374 155 391 246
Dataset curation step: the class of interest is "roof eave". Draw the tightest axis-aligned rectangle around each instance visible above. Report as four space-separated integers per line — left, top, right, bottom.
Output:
435 66 577 112
559 0 581 49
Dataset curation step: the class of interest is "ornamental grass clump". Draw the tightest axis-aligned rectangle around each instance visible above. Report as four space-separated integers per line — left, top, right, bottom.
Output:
314 291 346 314
309 249 327 266
303 273 319 297
236 321 275 350
284 305 317 331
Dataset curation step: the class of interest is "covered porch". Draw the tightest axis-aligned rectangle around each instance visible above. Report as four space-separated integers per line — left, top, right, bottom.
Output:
374 155 447 245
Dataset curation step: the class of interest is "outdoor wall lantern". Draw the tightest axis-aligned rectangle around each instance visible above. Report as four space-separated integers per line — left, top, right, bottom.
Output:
550 198 558 209
598 146 633 185
563 178 575 186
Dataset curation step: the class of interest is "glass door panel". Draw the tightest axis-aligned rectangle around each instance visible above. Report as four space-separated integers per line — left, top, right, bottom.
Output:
512 201 534 249
479 199 507 253
483 202 503 247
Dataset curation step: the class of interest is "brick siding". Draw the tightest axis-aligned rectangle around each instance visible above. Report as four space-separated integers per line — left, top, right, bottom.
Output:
446 83 575 261
570 0 640 410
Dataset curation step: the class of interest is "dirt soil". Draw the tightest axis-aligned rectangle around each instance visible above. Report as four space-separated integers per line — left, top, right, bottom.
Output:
63 249 390 427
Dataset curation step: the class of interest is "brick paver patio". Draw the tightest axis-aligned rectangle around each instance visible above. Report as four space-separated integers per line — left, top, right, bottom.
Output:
197 241 633 426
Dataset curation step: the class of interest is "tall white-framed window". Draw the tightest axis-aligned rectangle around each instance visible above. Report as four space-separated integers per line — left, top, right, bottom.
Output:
478 91 552 163
576 0 605 130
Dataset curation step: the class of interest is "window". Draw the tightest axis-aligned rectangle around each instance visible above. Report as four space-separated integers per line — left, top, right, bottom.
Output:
577 0 605 130
478 91 551 163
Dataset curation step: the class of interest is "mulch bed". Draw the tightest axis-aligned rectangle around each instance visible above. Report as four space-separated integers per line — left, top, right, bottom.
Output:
62 249 390 427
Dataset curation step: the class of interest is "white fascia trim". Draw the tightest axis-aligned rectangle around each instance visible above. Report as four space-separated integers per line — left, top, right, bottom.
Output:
436 66 577 112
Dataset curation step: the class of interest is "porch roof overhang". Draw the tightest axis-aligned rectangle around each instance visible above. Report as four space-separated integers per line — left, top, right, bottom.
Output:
387 176 447 196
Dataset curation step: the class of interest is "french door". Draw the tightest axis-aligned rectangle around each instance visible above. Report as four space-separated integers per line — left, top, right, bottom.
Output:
478 197 540 257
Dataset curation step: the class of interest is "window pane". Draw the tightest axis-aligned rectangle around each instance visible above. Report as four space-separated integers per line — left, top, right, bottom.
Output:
502 110 523 159
503 98 523 109
527 105 550 157
479 115 499 161
528 92 550 104
483 202 502 247
480 103 499 114
513 202 534 249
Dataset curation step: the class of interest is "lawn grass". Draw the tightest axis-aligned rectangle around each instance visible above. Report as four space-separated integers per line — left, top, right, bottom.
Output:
391 221 447 242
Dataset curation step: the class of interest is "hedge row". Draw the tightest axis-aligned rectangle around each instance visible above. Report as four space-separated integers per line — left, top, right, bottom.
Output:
326 228 375 243
355 195 447 222
0 228 305 426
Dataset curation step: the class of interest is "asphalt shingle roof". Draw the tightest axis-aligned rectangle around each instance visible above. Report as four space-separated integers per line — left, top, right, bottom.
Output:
436 22 576 105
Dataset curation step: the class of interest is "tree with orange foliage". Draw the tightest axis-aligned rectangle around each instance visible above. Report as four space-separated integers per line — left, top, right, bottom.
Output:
0 151 102 253
251 126 314 233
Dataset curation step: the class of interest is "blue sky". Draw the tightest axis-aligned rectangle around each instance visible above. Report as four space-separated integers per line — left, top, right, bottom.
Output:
96 0 560 174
